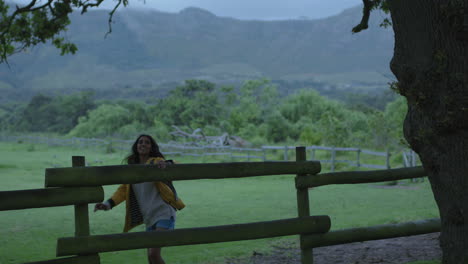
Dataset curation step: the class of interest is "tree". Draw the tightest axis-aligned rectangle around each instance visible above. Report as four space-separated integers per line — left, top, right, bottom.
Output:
2 0 468 262
0 0 128 63
228 79 277 133
391 2 467 263
355 1 468 263
14 92 95 133
69 104 133 137
153 79 222 128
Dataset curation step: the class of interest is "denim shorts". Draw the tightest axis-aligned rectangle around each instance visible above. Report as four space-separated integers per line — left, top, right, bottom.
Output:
146 216 175 231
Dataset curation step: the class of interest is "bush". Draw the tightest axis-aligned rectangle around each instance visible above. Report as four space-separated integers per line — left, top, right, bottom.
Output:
69 104 133 138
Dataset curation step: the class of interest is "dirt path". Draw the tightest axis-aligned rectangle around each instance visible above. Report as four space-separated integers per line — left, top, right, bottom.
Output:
224 233 441 264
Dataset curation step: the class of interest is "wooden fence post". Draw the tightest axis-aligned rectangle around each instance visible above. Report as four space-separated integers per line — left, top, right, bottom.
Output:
72 156 100 263
331 147 336 172
386 149 391 169
356 149 361 168
296 147 313 264
284 146 289 161
310 147 315 160
72 156 90 237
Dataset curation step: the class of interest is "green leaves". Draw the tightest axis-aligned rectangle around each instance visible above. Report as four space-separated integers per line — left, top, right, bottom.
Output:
13 92 96 133
154 80 222 128
1 1 71 62
0 0 118 63
2 77 408 150
52 37 77 55
69 104 133 137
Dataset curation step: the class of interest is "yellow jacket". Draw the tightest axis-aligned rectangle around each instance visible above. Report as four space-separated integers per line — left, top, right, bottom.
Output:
109 183 142 232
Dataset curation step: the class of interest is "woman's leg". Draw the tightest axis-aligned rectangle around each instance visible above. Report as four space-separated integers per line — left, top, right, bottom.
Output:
147 217 175 264
147 227 167 264
147 246 165 264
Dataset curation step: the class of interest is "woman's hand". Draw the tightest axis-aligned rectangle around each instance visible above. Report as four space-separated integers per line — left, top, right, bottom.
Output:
157 160 173 169
94 202 110 212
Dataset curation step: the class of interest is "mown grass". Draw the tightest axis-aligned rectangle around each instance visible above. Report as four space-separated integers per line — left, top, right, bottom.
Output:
0 141 439 264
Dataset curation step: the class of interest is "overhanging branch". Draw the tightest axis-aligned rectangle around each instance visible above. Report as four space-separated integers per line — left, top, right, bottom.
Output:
105 0 124 38
352 0 374 33
0 0 126 63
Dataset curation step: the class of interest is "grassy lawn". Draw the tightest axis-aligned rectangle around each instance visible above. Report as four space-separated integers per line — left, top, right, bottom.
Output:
0 141 439 264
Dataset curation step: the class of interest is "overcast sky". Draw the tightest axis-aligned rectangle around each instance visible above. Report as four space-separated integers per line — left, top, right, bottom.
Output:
100 0 363 20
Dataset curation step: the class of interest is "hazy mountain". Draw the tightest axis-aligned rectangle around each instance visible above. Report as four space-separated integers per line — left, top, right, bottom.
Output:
0 5 394 102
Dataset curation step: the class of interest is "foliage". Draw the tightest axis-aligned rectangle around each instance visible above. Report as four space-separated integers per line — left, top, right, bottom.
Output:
148 118 172 142
0 102 25 131
0 0 130 63
11 91 95 133
0 0 75 62
68 103 134 138
227 79 279 134
153 80 222 129
1 79 408 150
273 89 374 146
383 96 408 146
360 95 408 149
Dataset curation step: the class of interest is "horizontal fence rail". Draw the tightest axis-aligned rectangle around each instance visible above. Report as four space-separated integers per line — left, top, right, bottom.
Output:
25 255 100 264
57 216 331 256
0 187 103 211
300 218 440 249
46 161 321 187
295 166 426 189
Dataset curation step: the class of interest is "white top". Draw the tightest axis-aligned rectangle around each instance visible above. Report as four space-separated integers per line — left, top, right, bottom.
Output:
131 182 176 228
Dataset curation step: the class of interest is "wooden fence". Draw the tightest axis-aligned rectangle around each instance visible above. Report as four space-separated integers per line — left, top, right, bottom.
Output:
0 134 411 171
0 147 436 264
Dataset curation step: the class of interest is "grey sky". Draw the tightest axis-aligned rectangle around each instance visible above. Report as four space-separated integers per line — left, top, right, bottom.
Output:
101 0 363 20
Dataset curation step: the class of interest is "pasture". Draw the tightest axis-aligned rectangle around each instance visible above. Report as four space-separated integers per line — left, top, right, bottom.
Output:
0 141 439 264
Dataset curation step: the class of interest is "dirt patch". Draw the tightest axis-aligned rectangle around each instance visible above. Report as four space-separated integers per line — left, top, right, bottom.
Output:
224 233 441 264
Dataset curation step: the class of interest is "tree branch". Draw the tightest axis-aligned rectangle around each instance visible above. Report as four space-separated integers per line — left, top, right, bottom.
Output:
352 0 374 33
28 0 54 12
105 0 123 38
81 0 104 14
1 0 55 62
1 0 126 63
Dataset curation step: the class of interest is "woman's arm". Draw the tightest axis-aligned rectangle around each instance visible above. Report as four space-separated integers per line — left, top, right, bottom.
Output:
94 184 127 212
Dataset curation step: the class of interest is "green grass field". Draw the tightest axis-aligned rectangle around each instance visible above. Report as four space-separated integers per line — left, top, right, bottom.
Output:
0 141 440 264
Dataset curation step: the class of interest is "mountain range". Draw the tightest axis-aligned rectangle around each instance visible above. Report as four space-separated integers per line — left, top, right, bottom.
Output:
0 5 395 103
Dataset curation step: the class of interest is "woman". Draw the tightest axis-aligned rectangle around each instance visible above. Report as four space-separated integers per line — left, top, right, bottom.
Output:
94 134 176 264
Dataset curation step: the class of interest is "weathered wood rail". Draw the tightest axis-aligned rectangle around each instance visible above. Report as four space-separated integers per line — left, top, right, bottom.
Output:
56 216 330 256
0 187 102 211
45 160 321 187
1 147 437 264
295 166 427 188
301 218 440 249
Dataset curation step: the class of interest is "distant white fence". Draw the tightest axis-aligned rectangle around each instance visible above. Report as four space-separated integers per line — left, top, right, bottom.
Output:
0 134 420 172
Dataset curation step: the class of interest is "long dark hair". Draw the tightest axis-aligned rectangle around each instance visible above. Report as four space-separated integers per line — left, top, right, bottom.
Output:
125 134 165 164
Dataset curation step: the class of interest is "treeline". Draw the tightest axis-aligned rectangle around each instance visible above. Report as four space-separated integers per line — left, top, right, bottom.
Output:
0 79 407 149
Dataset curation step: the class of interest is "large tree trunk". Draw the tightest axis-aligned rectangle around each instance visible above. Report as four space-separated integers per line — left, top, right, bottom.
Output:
388 1 468 263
